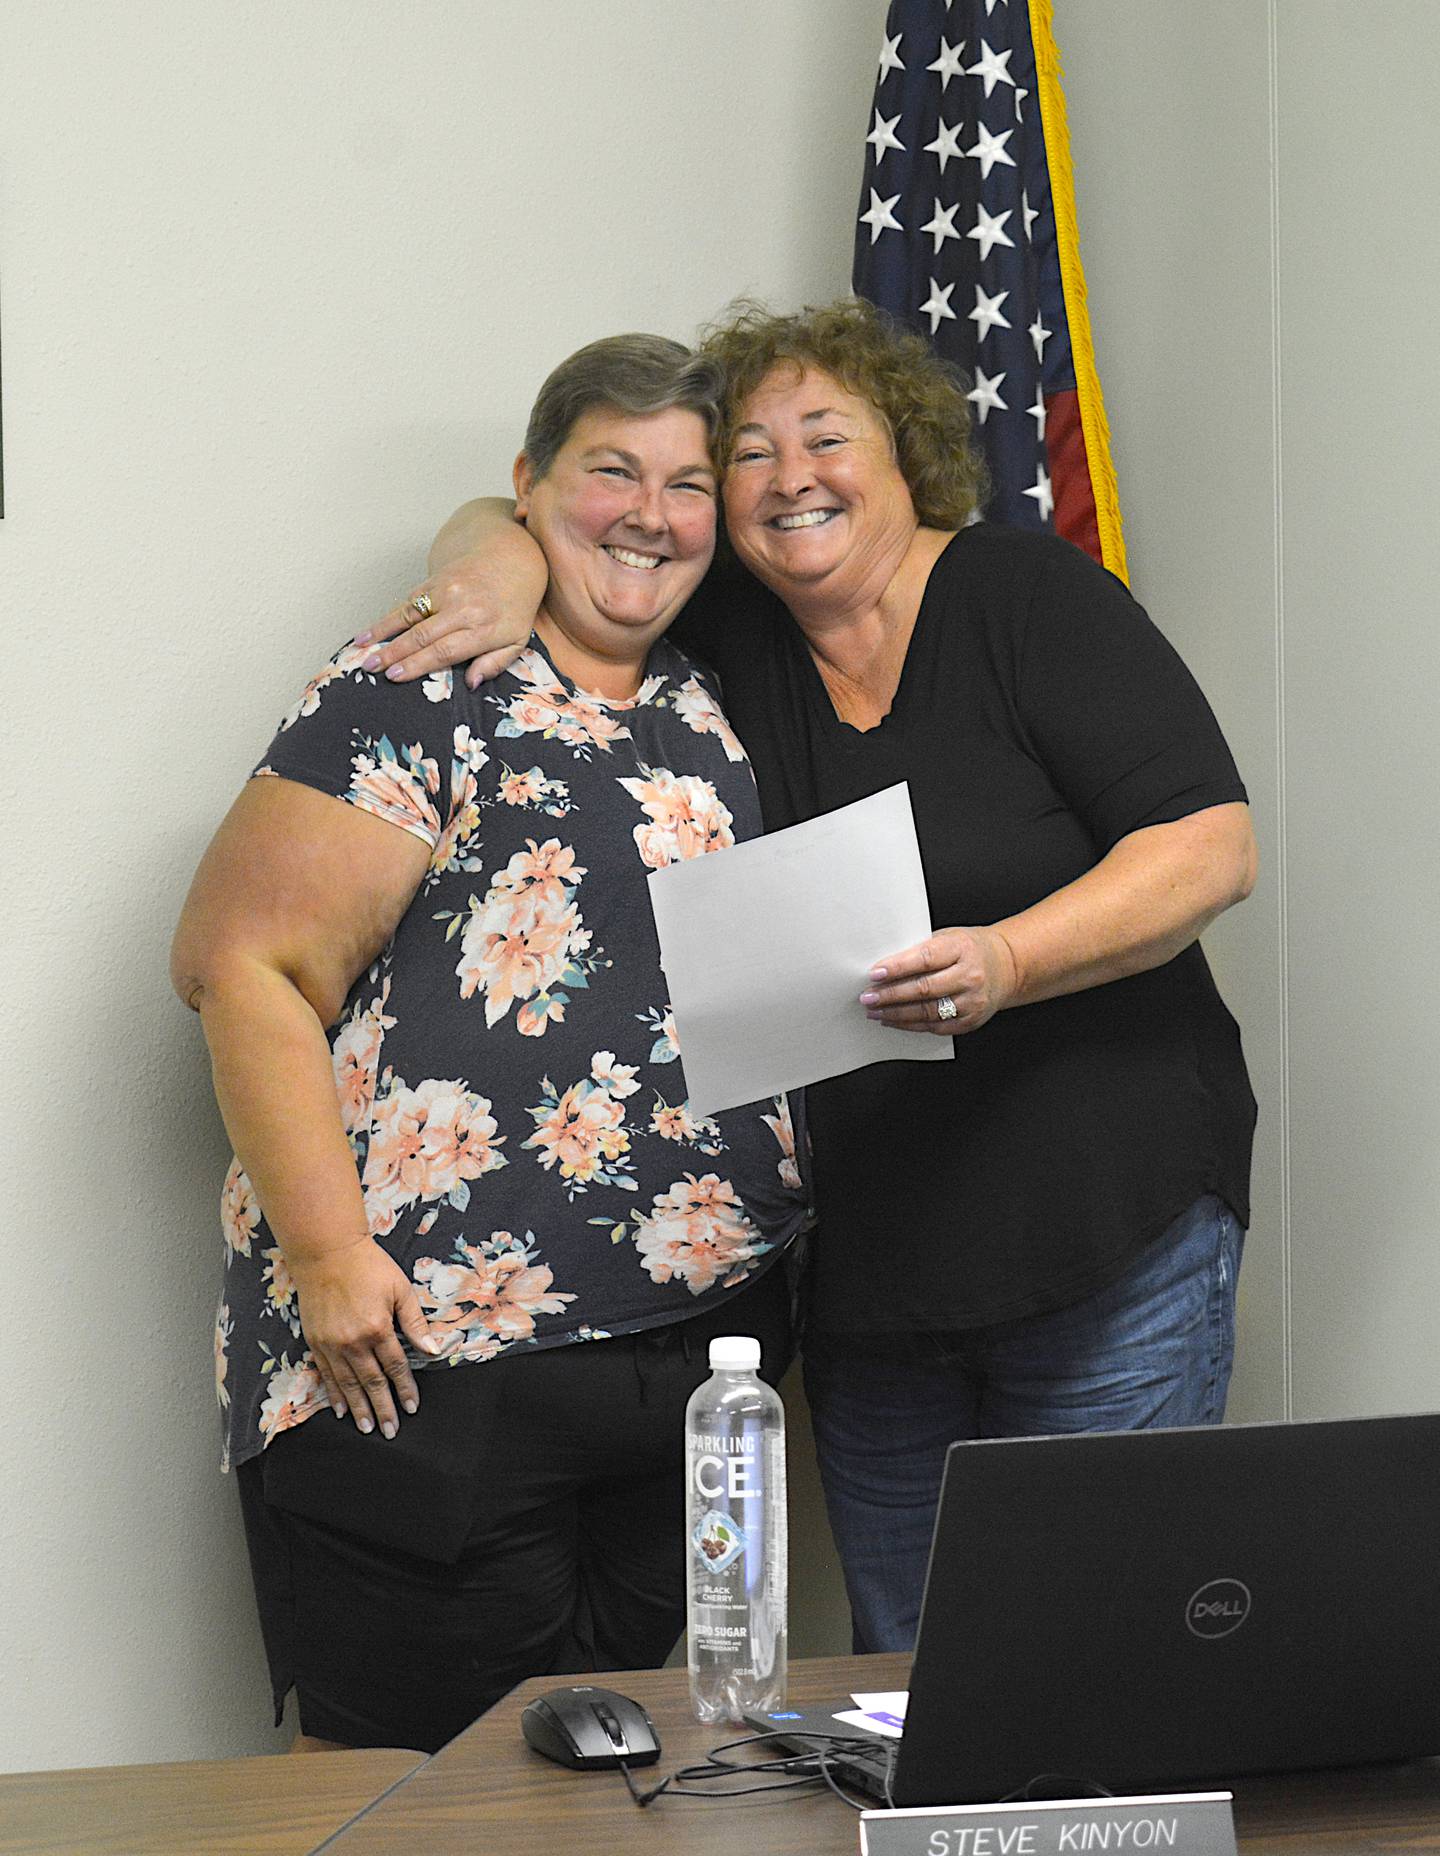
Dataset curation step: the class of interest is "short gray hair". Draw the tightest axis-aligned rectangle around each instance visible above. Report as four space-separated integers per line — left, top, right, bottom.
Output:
522 334 725 482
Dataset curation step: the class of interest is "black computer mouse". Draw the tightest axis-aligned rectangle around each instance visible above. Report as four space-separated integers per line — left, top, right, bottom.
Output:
520 1684 662 1770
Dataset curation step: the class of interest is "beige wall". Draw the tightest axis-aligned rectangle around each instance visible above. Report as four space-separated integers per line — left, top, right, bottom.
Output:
1272 3 1440 1414
1058 2 1286 1420
0 0 871 1771
1060 0 1440 1423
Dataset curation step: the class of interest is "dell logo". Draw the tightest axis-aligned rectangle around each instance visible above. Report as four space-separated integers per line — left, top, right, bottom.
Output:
1186 1578 1251 1639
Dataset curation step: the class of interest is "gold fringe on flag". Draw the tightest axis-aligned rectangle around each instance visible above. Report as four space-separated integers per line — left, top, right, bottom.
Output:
1029 0 1129 584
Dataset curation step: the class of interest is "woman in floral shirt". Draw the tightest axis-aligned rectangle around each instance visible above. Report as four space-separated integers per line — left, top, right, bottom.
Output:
172 335 805 1753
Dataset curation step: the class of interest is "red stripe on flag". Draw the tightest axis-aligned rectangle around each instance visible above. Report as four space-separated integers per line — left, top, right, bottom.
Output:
1044 389 1102 566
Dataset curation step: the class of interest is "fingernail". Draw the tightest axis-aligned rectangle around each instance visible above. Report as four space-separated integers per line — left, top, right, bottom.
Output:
358 1418 373 1435
353 630 373 646
421 1335 441 1354
869 965 888 979
362 652 382 671
385 665 406 681
866 1010 883 1022
403 1398 418 1415
331 1403 345 1419
859 990 879 1005
381 1420 397 1440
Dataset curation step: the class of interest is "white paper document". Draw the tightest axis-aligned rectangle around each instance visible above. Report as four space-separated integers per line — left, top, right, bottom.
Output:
646 783 952 1118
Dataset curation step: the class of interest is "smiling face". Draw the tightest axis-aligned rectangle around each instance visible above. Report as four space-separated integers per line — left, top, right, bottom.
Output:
721 364 918 606
514 404 717 695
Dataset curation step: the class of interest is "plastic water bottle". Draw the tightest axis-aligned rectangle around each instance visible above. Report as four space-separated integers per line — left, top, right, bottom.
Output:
685 1335 788 1724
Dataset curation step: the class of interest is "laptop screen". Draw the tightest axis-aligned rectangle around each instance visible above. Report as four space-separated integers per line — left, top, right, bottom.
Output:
888 1414 1440 1805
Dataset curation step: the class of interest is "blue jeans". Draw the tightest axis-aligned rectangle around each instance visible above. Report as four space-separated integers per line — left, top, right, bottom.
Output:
802 1194 1244 1653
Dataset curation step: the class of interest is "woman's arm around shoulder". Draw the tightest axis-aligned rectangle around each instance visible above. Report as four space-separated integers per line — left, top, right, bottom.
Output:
355 497 548 688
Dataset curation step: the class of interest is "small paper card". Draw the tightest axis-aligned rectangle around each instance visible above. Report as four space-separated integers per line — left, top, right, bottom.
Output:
859 1792 1236 1856
834 1690 909 1739
835 1709 906 1740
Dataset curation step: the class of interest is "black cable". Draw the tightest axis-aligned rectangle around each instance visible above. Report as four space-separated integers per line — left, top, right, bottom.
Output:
814 1739 888 1813
618 1729 896 1812
623 1739 1114 1815
618 1758 672 1806
709 1727 891 1806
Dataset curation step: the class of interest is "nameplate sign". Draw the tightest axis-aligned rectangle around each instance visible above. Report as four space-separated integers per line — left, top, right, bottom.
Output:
859 1791 1236 1856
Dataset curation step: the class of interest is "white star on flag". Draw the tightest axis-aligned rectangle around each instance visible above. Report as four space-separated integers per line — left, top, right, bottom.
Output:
850 0 1125 567
968 283 1011 340
866 109 906 165
927 37 967 90
1023 464 1054 522
924 117 964 175
964 122 1015 180
859 188 904 244
921 197 962 253
920 278 958 335
966 39 1016 97
967 201 1015 261
966 368 1008 425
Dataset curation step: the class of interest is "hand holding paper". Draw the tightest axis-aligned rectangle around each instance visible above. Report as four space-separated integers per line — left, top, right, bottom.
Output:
646 784 952 1118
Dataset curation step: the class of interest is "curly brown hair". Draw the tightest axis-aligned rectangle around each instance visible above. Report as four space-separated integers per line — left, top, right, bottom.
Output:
697 297 990 530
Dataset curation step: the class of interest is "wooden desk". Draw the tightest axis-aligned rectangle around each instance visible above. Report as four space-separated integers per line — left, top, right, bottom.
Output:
9 1660 1440 1855
0 1747 422 1856
318 1653 899 1855
318 1654 1440 1856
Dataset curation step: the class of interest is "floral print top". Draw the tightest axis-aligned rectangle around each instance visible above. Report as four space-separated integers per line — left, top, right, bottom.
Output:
213 633 806 1470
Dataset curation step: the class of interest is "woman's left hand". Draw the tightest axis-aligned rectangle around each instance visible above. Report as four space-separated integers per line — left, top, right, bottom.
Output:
860 925 1018 1036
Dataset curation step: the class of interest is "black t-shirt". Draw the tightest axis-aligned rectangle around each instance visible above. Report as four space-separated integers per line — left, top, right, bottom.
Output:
671 525 1256 1332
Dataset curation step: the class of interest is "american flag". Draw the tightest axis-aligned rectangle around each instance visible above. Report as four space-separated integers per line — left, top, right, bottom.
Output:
852 0 1126 579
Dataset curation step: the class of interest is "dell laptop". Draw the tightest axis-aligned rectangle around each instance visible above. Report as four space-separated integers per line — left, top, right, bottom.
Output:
748 1412 1440 1805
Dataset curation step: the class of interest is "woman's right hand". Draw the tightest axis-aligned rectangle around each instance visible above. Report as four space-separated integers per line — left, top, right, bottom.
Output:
356 514 549 688
289 1234 439 1439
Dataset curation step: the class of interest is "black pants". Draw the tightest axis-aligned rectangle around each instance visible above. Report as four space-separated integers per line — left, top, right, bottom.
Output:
235 1266 791 1752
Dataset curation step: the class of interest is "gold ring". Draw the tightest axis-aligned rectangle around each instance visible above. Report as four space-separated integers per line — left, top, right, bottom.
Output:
408 593 434 623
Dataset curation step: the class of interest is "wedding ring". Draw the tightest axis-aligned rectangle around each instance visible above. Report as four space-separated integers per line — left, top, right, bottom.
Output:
936 996 958 1022
408 593 434 623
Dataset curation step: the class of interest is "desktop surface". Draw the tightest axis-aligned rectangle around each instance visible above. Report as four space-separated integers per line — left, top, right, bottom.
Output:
317 1654 1440 1856
0 1746 422 1856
